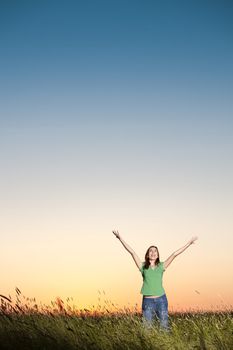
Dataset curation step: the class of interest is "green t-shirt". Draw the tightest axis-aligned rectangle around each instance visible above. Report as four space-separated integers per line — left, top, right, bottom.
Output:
140 261 166 296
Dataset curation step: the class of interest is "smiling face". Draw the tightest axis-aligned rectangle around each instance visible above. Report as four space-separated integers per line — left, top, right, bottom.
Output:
144 245 160 268
148 246 158 260
145 245 160 269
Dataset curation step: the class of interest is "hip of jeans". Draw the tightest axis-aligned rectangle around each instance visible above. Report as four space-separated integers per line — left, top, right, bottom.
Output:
142 293 168 307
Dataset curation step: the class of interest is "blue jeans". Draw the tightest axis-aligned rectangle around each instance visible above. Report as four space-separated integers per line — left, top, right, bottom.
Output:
142 294 170 331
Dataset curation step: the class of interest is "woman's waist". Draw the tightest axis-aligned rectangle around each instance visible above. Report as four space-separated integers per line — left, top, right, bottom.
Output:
143 293 166 299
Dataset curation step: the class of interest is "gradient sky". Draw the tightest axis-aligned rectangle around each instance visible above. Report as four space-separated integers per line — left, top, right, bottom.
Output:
0 0 233 312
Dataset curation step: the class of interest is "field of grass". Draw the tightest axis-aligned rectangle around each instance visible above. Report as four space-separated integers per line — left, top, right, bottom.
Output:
0 289 232 350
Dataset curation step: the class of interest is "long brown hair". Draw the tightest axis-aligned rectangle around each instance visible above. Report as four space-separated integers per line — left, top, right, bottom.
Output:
143 245 160 269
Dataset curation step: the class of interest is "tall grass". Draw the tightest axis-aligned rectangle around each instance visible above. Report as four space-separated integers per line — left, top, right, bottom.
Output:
0 288 232 350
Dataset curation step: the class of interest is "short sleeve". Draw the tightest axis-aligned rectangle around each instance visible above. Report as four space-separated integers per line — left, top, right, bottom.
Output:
139 262 145 274
160 261 165 271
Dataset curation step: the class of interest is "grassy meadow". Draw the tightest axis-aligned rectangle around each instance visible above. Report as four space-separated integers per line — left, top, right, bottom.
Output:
0 289 232 350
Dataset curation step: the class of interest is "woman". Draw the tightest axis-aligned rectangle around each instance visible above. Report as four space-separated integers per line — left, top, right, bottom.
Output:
112 230 198 332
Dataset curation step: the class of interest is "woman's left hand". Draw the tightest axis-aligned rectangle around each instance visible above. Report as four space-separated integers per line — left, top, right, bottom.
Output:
188 236 198 245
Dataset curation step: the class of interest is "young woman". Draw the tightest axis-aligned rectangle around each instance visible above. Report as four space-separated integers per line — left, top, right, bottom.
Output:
112 230 198 331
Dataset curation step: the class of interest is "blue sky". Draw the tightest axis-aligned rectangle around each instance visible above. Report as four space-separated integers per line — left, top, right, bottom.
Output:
1 0 232 127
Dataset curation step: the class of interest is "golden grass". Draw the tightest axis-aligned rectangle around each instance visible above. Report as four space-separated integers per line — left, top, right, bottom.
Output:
0 287 232 349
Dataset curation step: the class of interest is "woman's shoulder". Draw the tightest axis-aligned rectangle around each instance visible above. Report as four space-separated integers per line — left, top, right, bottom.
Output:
139 261 146 271
159 261 166 271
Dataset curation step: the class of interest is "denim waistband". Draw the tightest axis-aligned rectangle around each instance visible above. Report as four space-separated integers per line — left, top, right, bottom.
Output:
143 293 166 300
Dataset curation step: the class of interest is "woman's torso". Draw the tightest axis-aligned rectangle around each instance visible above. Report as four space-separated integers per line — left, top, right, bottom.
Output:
142 264 163 298
144 266 159 298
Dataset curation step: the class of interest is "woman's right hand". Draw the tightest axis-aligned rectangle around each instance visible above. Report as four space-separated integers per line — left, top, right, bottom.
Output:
112 230 121 240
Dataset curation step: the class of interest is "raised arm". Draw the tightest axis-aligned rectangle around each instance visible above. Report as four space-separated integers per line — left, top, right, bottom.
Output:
112 230 142 269
164 236 198 270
